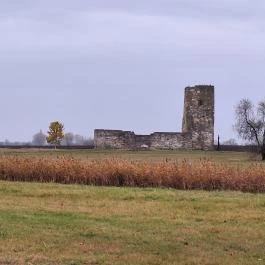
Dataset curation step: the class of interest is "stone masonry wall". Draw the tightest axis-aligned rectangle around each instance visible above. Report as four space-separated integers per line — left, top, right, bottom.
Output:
94 130 135 149
182 86 214 150
150 132 192 150
94 130 193 150
94 85 215 150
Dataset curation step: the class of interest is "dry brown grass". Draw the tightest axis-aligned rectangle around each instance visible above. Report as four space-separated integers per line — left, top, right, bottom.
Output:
0 156 265 193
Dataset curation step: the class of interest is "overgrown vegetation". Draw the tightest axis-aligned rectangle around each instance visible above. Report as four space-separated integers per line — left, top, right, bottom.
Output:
0 155 265 193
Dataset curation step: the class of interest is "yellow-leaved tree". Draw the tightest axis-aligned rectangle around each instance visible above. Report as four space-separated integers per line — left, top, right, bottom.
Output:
46 121 64 149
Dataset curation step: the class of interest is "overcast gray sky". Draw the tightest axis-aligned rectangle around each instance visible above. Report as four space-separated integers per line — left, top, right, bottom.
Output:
0 0 265 142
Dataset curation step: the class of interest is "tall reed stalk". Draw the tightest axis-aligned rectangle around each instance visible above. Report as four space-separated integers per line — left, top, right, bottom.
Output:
0 156 265 193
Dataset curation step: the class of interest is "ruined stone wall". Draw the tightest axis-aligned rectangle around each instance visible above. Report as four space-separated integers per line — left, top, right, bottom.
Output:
94 130 135 149
94 85 215 150
150 132 192 150
94 130 192 150
134 135 152 149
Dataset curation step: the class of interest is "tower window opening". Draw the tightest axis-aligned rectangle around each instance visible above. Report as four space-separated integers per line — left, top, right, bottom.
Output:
198 100 203 106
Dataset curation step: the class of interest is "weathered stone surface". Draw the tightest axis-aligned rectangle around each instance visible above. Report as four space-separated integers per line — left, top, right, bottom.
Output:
150 132 192 150
182 85 214 150
94 85 214 150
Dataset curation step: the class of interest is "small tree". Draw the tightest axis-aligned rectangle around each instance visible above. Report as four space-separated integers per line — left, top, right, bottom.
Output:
46 121 64 149
234 98 265 160
32 130 47 146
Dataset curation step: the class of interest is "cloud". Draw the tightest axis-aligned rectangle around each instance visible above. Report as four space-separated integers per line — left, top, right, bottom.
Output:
1 8 265 59
0 0 264 141
1 0 265 21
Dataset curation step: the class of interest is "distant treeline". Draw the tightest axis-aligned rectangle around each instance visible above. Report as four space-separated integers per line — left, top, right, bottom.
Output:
0 145 94 150
214 145 258 152
0 144 259 152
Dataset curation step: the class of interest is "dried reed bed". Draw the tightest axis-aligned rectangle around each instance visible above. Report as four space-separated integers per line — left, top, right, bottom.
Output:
0 156 265 192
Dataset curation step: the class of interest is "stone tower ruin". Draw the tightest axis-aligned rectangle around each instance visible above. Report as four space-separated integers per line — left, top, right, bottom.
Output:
94 85 215 150
182 85 215 150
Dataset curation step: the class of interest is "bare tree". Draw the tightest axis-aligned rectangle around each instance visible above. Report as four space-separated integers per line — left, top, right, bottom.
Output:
83 137 94 146
74 135 94 146
32 130 47 146
62 132 74 146
222 138 238 145
74 134 86 145
234 98 265 160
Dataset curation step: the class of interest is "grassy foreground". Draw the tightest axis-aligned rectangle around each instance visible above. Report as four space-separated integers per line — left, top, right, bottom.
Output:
0 148 256 165
1 181 265 265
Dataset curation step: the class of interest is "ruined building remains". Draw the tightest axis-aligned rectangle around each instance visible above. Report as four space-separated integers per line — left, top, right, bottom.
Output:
94 85 214 150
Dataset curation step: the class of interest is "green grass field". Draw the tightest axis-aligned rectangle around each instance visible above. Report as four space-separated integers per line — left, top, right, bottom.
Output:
1 181 265 265
0 149 264 264
0 148 259 164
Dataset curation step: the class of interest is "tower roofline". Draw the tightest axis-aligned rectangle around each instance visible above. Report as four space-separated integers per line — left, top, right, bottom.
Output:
185 85 214 90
